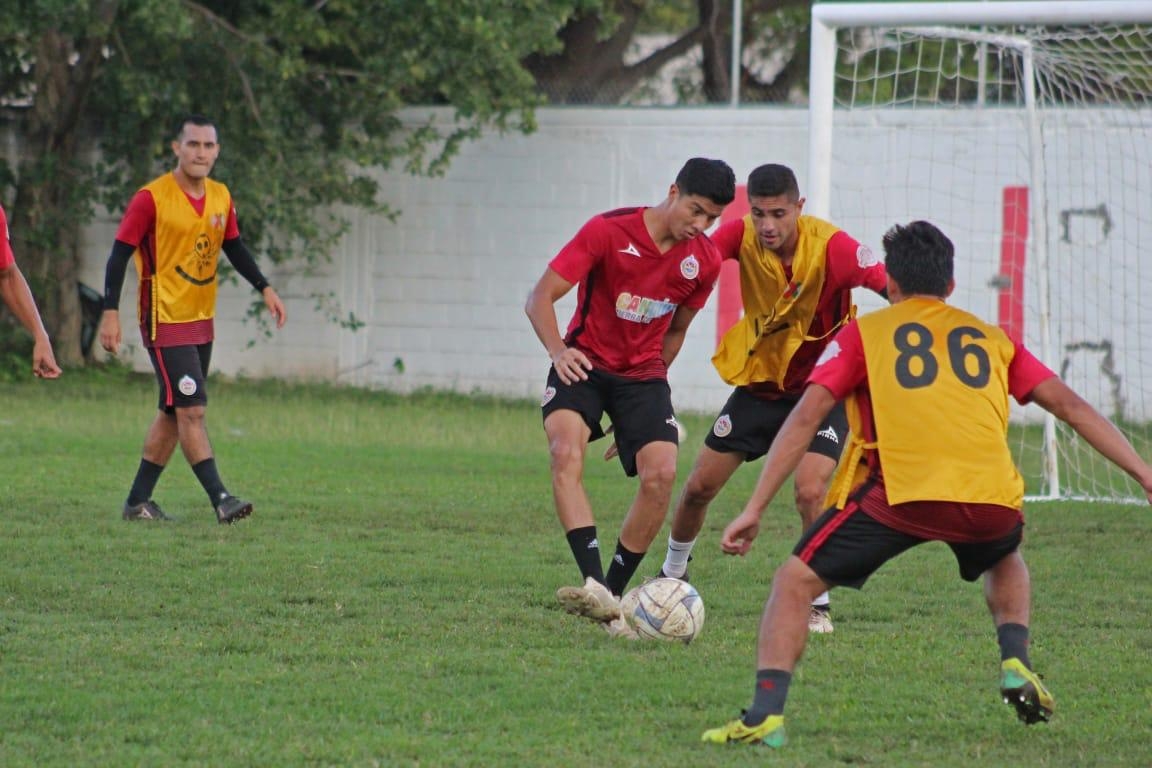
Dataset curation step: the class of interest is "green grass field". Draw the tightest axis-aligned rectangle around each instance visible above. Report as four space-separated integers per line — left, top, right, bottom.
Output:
1 371 1149 767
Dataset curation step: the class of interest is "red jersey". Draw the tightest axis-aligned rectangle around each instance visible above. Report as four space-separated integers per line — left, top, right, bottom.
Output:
711 217 887 396
0 204 15 270
550 207 722 379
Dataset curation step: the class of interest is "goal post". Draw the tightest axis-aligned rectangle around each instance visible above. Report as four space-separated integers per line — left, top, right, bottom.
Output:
808 1 1152 502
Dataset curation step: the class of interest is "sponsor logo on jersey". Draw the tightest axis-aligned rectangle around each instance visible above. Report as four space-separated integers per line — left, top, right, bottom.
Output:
815 340 842 367
857 244 880 268
619 242 641 258
614 292 676 323
178 375 198 396
680 254 700 280
816 425 840 444
713 413 733 437
541 385 556 406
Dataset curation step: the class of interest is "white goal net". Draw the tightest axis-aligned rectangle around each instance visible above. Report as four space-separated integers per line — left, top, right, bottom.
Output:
808 2 1152 502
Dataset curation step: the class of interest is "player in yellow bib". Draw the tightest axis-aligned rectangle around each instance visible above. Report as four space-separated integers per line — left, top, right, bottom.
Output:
702 220 1152 747
99 114 286 524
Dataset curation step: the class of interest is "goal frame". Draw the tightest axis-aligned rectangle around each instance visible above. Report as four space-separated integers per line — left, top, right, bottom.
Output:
808 1 1152 500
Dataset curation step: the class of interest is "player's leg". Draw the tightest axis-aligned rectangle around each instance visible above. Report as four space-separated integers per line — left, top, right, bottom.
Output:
795 401 849 631
704 491 920 747
604 376 679 599
122 349 182 521
544 370 621 624
660 445 744 578
954 530 1053 724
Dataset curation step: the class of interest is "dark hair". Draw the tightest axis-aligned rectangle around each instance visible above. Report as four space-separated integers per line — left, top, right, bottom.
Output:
675 158 736 205
882 220 954 297
747 163 800 200
174 113 217 141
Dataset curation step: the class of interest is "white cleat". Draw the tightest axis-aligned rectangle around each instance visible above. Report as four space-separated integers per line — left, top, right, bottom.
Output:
808 606 834 634
556 576 622 622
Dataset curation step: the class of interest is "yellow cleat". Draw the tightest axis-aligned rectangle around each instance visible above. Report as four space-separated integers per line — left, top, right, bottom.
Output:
1000 658 1054 725
701 714 786 747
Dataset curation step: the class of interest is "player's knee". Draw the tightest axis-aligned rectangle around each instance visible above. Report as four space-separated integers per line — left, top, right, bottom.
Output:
547 438 585 474
637 461 677 495
683 477 722 507
793 481 827 519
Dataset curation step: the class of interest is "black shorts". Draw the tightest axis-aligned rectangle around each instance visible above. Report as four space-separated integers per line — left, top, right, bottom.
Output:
540 367 679 477
703 387 848 462
794 482 1024 587
148 343 212 413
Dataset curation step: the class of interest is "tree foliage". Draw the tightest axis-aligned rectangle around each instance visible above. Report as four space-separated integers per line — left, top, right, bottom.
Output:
0 0 611 365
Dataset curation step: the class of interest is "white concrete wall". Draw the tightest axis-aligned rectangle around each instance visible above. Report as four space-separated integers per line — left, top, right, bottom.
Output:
78 105 1151 420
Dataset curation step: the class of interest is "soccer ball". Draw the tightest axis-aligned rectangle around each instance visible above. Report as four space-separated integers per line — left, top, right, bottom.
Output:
623 577 705 644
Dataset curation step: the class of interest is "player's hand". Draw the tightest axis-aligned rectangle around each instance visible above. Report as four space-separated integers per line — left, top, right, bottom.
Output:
98 310 122 355
32 337 61 379
720 509 762 556
603 424 618 461
550 346 591 385
263 287 287 328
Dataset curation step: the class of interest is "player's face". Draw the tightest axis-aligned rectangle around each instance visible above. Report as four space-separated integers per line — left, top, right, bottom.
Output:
669 191 726 241
749 194 804 253
172 123 221 181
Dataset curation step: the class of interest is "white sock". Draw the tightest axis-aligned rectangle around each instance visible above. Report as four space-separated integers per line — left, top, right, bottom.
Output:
811 591 831 609
661 537 695 578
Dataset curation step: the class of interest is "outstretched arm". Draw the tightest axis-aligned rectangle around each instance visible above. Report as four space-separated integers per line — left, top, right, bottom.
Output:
1029 377 1152 504
721 384 838 555
0 263 60 378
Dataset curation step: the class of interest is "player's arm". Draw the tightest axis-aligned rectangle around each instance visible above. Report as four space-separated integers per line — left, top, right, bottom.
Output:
98 239 137 355
222 238 286 328
661 304 699 369
524 267 589 384
721 384 837 555
0 261 61 378
1029 377 1152 503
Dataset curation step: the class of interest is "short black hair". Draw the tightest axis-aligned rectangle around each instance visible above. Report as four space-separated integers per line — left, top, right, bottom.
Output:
174 113 217 141
882 220 954 297
675 158 736 205
747 163 799 200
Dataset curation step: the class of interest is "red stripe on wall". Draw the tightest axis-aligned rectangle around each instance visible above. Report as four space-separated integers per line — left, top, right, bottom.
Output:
998 186 1028 341
716 185 749 348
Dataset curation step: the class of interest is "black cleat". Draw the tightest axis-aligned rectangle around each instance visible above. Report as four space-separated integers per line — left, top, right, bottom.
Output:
216 495 253 525
123 500 170 521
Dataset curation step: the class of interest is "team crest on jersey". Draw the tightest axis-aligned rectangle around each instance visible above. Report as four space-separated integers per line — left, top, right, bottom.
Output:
713 413 733 438
816 340 842 367
857 244 879 268
541 385 556 407
178 375 198 396
680 254 700 280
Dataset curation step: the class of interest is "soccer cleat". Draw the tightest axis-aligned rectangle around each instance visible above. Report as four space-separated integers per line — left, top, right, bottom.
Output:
216 495 253 525
555 576 621 622
702 713 786 748
1000 658 1054 725
602 615 639 640
122 500 170 521
808 605 834 634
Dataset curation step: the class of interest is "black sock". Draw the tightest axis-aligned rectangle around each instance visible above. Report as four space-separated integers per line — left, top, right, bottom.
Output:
997 622 1031 667
605 540 645 597
565 526 604 583
744 669 792 725
126 460 165 505
191 458 228 505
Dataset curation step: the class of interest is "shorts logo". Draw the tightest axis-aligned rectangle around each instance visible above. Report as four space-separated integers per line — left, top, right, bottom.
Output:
178 375 198 396
816 426 839 444
713 414 733 438
541 386 556 407
680 255 700 280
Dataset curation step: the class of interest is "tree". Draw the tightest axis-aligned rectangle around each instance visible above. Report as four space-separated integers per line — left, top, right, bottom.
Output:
523 0 812 105
0 0 612 366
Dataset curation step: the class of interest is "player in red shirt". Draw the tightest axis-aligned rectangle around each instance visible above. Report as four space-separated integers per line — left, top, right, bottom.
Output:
0 203 61 379
525 158 736 639
703 220 1152 747
658 164 887 634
